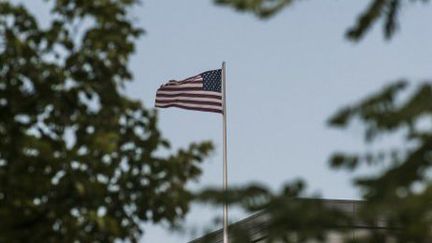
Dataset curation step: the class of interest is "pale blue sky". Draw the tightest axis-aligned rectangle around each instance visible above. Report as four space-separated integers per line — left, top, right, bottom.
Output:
132 1 432 242
20 0 432 242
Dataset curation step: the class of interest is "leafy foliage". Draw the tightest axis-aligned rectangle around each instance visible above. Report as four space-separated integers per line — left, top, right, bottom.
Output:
214 0 297 18
328 81 432 242
198 81 432 242
197 182 352 243
214 0 430 41
0 1 212 242
198 1 432 243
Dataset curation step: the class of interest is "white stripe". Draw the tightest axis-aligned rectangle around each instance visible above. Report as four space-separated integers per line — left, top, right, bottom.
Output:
183 75 203 82
168 76 202 84
156 90 222 97
155 101 222 110
161 83 203 89
156 97 221 103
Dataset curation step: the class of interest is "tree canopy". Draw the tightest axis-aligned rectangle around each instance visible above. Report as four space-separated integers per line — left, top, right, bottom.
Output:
195 1 432 242
2 0 432 242
214 0 429 41
0 1 212 242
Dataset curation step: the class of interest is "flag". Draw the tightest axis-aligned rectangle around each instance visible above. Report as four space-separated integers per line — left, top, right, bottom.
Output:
155 69 223 113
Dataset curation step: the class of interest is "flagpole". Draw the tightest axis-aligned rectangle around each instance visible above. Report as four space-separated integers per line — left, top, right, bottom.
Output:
222 61 229 243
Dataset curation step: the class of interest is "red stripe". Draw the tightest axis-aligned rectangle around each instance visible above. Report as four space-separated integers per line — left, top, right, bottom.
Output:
156 104 222 113
156 93 222 99
182 74 202 82
164 79 202 86
158 87 203 92
156 99 221 107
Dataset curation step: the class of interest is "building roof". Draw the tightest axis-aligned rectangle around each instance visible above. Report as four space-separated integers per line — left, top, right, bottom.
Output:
189 199 388 243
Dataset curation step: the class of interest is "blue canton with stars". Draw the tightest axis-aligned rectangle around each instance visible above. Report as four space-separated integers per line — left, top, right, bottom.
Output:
202 69 222 92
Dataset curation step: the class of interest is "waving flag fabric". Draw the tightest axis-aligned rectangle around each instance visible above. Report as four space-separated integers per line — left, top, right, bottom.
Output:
155 69 223 113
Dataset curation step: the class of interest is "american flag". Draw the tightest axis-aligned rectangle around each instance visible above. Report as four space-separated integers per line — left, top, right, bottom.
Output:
155 69 223 113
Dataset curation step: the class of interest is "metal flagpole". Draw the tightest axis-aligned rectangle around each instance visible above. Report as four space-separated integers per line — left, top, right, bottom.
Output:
221 62 229 243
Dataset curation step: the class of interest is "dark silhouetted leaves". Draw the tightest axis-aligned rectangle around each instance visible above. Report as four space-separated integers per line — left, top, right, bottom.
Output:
0 1 212 242
213 0 430 41
215 0 296 18
326 80 432 242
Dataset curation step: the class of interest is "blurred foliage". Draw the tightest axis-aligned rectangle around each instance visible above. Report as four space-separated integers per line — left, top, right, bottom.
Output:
2 0 432 242
195 83 432 242
194 1 432 243
328 81 432 242
214 0 430 41
0 1 213 242
214 0 296 18
197 182 353 243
